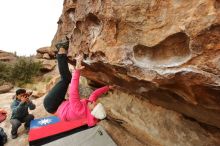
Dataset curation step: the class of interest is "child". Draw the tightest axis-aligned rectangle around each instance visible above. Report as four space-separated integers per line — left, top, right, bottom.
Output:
43 39 113 127
10 89 35 139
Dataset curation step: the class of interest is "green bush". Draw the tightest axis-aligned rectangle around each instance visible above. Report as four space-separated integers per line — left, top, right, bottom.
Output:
0 57 42 85
0 61 12 85
11 58 42 85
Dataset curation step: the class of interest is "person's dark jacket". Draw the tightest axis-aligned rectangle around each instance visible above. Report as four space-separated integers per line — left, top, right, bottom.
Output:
10 99 36 120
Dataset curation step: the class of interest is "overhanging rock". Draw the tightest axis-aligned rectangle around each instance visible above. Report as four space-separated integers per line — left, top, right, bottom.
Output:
52 0 220 128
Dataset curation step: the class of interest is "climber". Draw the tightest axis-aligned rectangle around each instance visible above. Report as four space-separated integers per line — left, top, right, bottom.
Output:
0 108 7 145
10 89 36 139
43 38 115 127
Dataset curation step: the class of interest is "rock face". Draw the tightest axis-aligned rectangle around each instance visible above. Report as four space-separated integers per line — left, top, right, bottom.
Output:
100 90 220 146
0 50 17 62
53 0 220 132
53 0 220 129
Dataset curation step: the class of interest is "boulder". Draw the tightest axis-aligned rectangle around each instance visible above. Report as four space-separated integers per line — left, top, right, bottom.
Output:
42 53 50 59
99 90 220 146
35 52 43 59
0 50 17 62
36 47 55 58
52 0 220 129
0 83 13 94
38 59 56 72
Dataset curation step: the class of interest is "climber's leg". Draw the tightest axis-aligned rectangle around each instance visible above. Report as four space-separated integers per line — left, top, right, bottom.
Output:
43 39 71 113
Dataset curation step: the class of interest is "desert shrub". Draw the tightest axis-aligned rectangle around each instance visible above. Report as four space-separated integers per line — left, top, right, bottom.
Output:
10 58 42 85
0 62 12 85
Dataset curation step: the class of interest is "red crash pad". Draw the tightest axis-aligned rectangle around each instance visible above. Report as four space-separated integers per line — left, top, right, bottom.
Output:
29 116 87 142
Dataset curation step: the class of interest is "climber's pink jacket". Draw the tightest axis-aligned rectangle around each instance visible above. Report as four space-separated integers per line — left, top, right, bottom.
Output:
56 70 109 127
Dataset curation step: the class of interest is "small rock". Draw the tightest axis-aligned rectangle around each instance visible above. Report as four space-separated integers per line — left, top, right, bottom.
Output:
0 83 14 94
43 53 50 59
36 52 43 59
40 60 56 72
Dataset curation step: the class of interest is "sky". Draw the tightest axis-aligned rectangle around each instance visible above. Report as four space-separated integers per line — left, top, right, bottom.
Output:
0 0 63 56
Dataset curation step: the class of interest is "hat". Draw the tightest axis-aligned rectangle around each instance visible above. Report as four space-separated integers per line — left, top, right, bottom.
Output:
16 89 26 96
91 103 106 120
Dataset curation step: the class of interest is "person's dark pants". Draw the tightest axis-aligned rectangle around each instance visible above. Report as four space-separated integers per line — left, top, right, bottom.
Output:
0 134 3 146
10 114 34 135
0 127 7 145
43 54 72 113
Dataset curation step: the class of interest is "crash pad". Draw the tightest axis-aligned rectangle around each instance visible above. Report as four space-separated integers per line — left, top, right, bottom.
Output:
29 116 87 145
43 125 117 146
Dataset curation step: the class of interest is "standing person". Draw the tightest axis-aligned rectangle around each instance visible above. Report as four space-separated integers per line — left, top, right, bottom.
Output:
0 108 7 146
10 89 36 139
43 39 114 127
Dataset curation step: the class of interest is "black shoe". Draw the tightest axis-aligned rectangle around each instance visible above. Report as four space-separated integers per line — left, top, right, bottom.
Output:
11 134 18 139
55 37 69 51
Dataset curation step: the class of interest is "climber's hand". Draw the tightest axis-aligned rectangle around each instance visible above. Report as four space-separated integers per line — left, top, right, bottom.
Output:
109 85 117 90
76 64 85 70
75 54 85 70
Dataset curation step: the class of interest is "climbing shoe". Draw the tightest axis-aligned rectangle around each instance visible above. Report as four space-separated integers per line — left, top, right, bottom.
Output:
55 37 69 51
